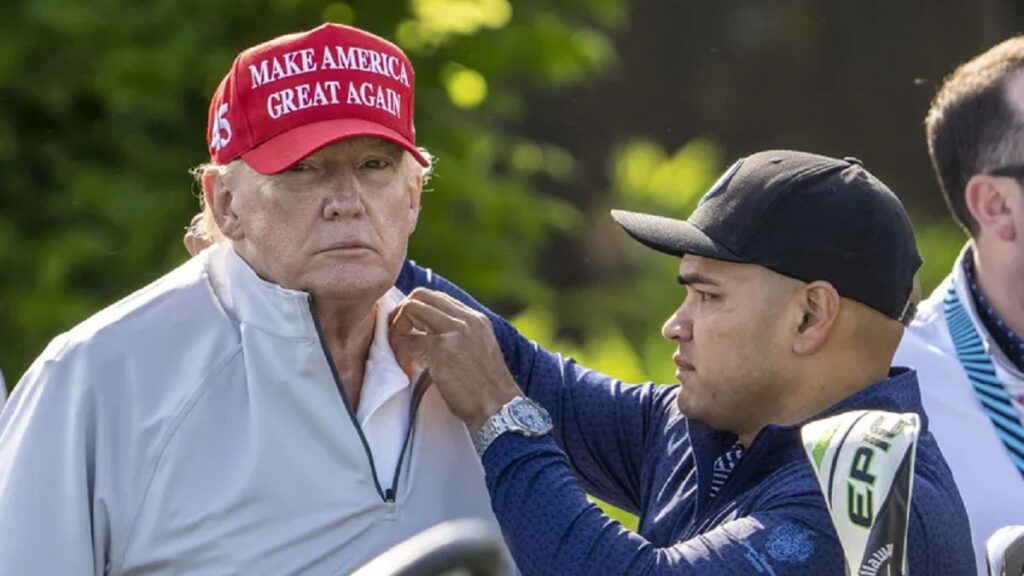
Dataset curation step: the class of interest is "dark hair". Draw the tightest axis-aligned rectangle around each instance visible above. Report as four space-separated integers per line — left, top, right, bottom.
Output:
926 36 1024 236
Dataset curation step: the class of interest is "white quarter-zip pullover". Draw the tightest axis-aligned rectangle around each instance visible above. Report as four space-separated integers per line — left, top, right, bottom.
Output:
0 244 511 575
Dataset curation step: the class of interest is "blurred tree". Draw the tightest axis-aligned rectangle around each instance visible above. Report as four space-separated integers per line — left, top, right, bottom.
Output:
512 0 1020 338
0 0 622 384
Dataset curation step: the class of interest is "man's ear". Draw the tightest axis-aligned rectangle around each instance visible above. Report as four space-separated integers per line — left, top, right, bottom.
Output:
965 174 1017 242
792 281 841 355
406 166 424 233
202 167 244 241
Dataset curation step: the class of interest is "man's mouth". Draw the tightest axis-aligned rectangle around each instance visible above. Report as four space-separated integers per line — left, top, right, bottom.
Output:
673 354 695 372
318 240 373 254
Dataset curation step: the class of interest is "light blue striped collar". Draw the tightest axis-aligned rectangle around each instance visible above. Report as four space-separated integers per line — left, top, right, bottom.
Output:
943 281 1024 478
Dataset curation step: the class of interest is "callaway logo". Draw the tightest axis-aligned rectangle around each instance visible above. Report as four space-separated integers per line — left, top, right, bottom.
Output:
210 102 232 151
859 543 894 575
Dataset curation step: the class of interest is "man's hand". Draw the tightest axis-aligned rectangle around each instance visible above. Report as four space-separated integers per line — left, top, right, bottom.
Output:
389 289 522 430
183 213 212 256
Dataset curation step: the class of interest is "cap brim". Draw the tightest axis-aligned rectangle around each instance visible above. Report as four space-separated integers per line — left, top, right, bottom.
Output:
610 209 745 262
241 118 430 174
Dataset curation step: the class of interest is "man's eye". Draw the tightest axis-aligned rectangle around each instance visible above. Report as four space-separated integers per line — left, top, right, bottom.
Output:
287 162 315 172
697 290 716 303
363 158 392 170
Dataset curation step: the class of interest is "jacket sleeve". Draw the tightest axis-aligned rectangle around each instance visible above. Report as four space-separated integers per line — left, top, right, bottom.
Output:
0 341 108 575
905 467 978 575
395 260 676 513
481 433 845 576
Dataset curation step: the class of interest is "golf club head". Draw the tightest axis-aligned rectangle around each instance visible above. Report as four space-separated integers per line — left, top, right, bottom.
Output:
988 525 1024 576
802 411 920 576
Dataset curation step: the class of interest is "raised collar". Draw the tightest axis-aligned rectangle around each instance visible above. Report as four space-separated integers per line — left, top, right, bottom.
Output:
357 288 412 424
960 246 1024 373
949 245 1024 381
205 244 411 417
205 244 318 340
205 244 406 346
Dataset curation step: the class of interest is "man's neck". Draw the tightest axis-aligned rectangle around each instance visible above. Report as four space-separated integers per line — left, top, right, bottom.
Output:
737 362 888 448
314 298 379 412
973 243 1024 341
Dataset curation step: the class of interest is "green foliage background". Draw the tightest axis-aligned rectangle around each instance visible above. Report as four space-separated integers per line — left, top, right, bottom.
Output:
0 0 613 379
0 0 983 528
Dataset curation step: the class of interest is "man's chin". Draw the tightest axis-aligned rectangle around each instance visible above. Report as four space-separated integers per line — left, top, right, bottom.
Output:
674 389 716 423
674 392 699 418
305 269 394 302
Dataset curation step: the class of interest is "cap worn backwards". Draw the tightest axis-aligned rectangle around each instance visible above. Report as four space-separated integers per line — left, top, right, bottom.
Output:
611 150 922 324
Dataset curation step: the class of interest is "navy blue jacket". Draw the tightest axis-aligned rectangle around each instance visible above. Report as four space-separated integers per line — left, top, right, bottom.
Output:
397 262 975 575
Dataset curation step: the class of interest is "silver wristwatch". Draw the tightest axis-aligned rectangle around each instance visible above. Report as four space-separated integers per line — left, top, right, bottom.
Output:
472 396 553 457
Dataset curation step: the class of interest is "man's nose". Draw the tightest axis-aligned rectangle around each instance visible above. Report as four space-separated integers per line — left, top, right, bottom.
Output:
661 306 693 342
323 176 365 219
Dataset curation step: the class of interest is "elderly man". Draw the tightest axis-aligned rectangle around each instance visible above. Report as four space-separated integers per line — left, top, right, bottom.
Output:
0 24 509 574
893 36 1024 573
389 151 975 574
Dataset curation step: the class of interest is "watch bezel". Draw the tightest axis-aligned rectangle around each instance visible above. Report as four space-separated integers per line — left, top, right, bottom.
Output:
505 396 553 436
471 396 553 457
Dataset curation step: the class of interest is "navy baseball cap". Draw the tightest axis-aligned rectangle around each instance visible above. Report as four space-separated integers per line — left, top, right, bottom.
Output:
611 150 921 324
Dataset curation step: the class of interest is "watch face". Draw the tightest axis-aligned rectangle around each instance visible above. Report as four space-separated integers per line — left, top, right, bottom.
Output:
509 398 553 433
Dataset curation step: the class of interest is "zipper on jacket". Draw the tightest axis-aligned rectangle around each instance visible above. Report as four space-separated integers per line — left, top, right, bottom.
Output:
692 438 768 536
308 298 429 504
384 369 432 502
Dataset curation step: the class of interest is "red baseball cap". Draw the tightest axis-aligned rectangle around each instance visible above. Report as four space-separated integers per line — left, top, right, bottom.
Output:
207 23 429 174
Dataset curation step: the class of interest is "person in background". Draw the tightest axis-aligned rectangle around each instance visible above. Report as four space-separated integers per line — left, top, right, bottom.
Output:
391 151 975 574
894 36 1024 574
0 23 513 575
